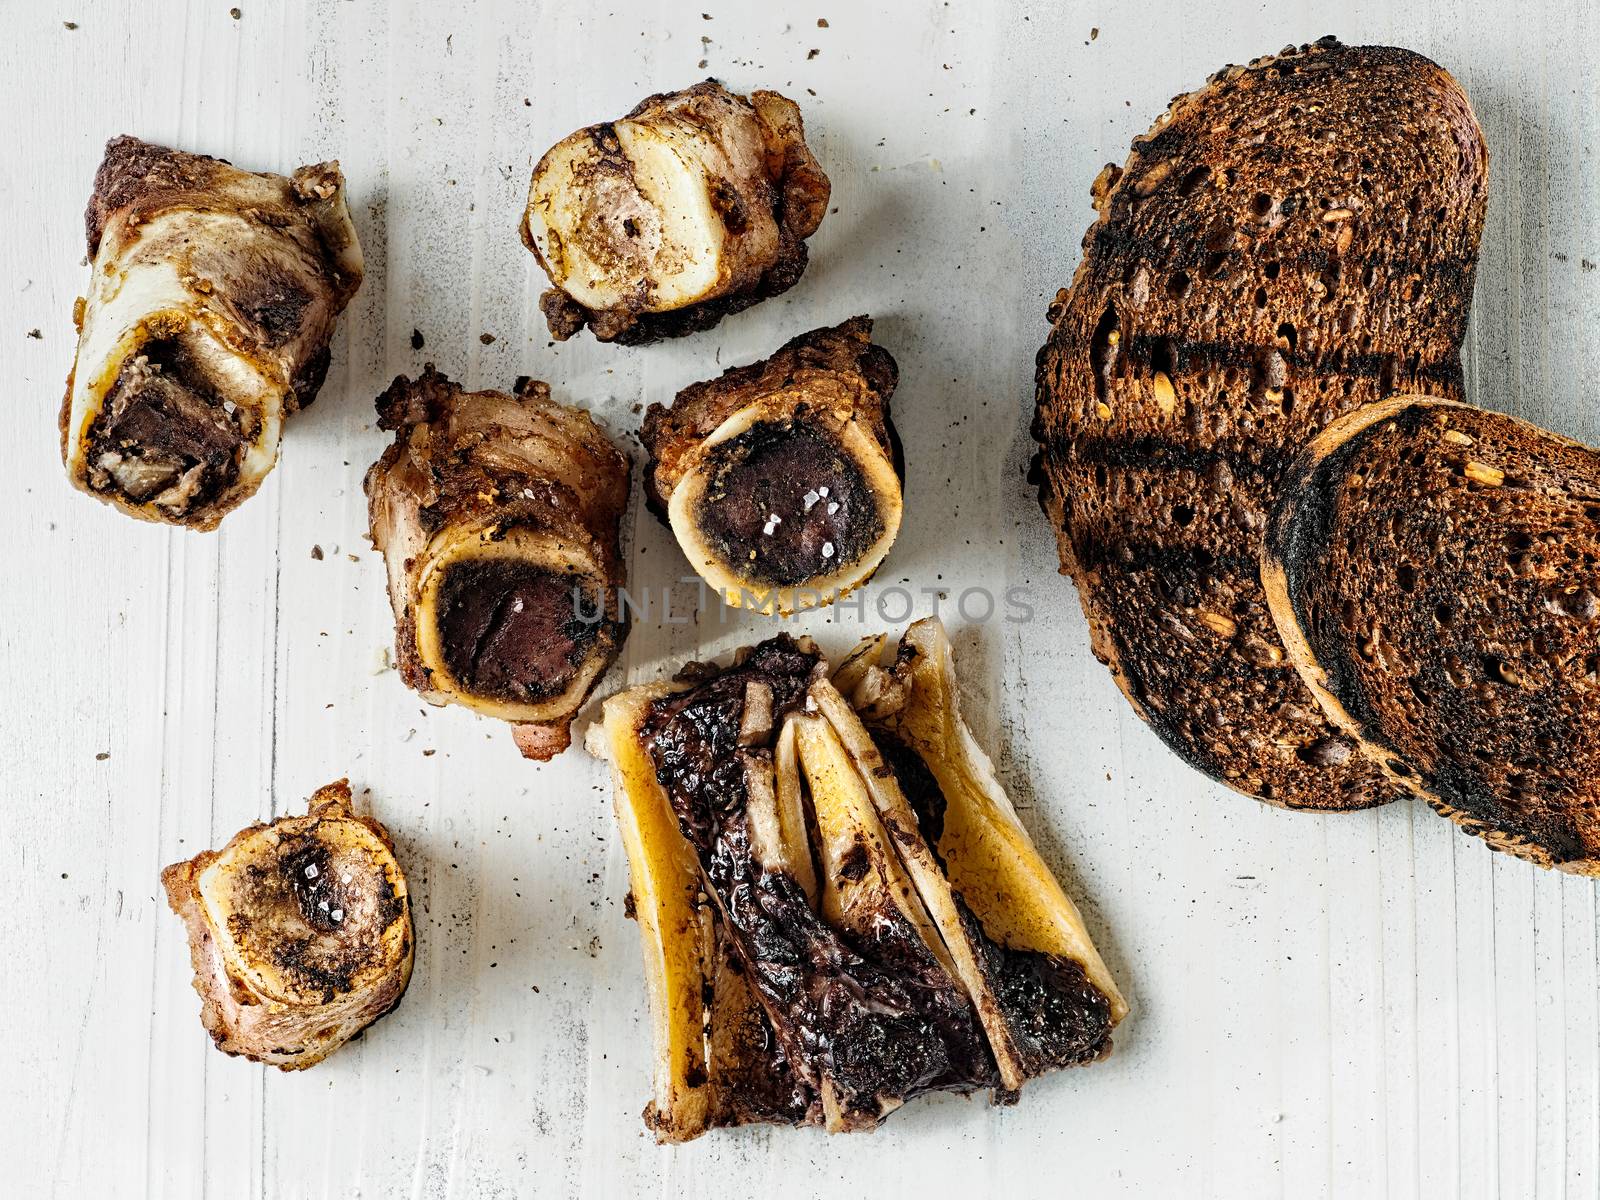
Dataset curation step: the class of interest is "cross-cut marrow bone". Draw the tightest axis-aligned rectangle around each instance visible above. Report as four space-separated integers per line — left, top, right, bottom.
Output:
522 80 829 344
159 780 413 1070
827 619 1126 1090
641 317 902 615
365 367 630 760
62 136 363 528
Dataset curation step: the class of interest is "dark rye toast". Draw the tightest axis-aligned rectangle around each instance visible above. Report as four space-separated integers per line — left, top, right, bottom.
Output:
1032 37 1488 809
1264 398 1600 873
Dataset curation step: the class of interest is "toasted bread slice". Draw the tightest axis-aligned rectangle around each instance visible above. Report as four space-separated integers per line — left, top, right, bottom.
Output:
1264 397 1600 873
1032 37 1488 809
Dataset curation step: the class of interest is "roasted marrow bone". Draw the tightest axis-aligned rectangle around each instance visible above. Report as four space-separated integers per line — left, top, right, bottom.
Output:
1031 38 1488 810
831 618 1126 1090
1264 397 1600 874
522 80 829 344
641 317 901 614
365 367 629 760
62 136 363 528
588 622 1122 1141
160 780 413 1070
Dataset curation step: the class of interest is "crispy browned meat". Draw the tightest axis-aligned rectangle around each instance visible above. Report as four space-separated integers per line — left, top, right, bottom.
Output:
1031 38 1488 810
641 317 901 614
63 136 363 528
1265 398 1600 874
522 81 829 345
364 367 630 759
160 780 413 1070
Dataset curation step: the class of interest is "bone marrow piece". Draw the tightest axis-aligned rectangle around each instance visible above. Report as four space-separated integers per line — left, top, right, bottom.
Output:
641 317 901 614
1264 397 1600 874
587 619 1122 1141
365 367 629 760
830 619 1126 1090
521 80 830 344
1030 38 1487 810
62 136 363 528
159 780 413 1070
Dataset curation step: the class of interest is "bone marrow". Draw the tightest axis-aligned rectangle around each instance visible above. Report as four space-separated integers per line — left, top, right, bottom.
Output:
641 317 901 614
587 618 1123 1141
434 560 602 704
522 80 830 344
63 136 363 528
160 780 413 1070
364 367 629 760
693 418 883 587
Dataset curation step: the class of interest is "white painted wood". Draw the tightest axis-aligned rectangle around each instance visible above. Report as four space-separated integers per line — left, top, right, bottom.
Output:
3 1 1597 1195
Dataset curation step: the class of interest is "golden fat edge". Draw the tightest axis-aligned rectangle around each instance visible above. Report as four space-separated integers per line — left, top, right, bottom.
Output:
592 685 718 1142
665 399 903 616
409 521 613 725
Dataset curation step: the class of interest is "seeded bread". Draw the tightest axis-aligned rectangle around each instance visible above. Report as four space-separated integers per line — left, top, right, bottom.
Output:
1264 397 1600 873
1032 37 1488 809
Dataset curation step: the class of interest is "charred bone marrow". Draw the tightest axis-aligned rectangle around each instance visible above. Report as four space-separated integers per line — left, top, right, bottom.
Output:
521 80 830 344
160 780 413 1070
365 367 630 761
587 619 1123 1141
640 316 902 615
62 136 363 528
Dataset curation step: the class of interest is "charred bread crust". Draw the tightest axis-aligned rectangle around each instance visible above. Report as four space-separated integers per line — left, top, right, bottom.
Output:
1031 37 1488 810
1265 397 1600 873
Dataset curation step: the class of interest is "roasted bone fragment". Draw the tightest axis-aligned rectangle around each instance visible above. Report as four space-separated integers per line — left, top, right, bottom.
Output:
160 780 414 1070
598 682 817 1141
521 80 830 344
829 618 1127 1091
365 367 630 760
590 624 1122 1141
640 317 902 614
62 136 363 528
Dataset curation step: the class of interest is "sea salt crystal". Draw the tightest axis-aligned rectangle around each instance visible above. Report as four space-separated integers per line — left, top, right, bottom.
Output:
822 541 835 559
331 908 345 923
827 502 839 515
319 899 330 911
512 598 525 613
818 486 830 497
802 489 820 510
304 864 319 879
341 873 353 885
762 513 782 535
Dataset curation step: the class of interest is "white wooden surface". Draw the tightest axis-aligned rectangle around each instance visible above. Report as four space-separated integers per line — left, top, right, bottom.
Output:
4 1 1598 1196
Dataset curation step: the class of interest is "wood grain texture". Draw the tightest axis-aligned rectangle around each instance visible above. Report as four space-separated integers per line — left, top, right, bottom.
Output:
1 1 1595 1196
